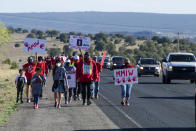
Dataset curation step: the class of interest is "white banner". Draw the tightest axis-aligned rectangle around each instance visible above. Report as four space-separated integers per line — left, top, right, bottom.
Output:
66 71 76 88
24 38 46 54
69 35 90 50
114 68 138 86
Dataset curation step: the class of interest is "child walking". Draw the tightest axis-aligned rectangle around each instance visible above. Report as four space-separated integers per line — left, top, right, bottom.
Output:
15 69 27 103
31 67 45 109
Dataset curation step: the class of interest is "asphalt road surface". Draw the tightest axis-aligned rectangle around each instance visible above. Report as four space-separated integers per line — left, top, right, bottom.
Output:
0 69 195 131
93 69 195 131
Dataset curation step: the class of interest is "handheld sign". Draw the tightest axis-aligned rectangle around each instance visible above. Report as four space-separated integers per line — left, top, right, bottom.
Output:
114 68 138 86
24 38 46 54
100 52 107 66
66 71 76 88
69 35 91 51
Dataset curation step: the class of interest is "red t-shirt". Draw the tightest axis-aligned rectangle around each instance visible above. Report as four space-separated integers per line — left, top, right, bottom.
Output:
23 63 36 80
95 62 102 82
36 62 48 77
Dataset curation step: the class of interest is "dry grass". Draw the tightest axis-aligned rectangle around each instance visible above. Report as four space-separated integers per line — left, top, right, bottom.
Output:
0 65 18 125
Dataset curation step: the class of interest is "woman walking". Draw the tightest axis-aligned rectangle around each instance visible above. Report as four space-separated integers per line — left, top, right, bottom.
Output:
52 59 69 108
120 59 133 106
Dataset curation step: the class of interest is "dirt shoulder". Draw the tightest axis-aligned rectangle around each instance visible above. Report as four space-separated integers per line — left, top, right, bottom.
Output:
0 73 119 131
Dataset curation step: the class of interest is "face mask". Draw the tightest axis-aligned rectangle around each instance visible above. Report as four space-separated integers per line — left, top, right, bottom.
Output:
84 56 89 61
56 63 61 67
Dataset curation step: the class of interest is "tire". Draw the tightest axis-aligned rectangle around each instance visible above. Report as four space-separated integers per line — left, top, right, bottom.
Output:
165 75 171 84
138 74 141 77
190 80 195 84
162 75 166 84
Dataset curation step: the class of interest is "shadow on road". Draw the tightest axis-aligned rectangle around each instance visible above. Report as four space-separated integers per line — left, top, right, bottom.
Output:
139 96 194 100
75 127 195 131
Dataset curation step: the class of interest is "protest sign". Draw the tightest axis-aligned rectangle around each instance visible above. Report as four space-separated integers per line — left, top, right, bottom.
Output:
69 35 91 50
66 71 76 88
100 52 107 66
24 38 46 54
114 68 138 86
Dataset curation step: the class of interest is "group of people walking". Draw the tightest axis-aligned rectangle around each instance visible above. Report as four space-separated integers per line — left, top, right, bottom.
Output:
15 51 134 109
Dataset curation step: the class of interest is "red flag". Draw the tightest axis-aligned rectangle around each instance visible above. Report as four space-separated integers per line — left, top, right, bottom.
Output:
100 52 107 66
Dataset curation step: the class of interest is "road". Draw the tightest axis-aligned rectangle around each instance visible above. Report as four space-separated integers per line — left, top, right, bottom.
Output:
0 69 195 131
94 69 195 131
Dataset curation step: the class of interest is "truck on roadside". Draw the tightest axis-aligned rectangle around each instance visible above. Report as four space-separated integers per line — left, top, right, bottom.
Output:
162 52 196 84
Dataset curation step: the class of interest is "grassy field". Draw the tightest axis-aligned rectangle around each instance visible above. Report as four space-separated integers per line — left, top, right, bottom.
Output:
0 65 18 125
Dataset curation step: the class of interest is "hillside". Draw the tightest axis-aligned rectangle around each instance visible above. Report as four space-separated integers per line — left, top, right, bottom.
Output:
0 12 196 35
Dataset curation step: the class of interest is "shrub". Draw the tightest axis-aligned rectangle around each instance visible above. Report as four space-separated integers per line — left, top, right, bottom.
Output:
47 48 61 56
14 43 20 48
3 58 11 65
10 62 19 69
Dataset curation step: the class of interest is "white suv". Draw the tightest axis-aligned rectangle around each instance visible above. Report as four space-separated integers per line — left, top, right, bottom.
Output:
162 53 196 84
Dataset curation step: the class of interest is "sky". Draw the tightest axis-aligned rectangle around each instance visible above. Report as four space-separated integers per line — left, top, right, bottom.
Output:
0 0 196 14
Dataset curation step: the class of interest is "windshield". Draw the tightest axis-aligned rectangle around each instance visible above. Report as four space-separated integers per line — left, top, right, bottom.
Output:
141 59 157 65
169 55 195 62
112 57 125 62
104 57 109 62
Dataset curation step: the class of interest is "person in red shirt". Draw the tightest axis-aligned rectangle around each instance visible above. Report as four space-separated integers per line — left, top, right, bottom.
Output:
77 52 98 105
36 56 48 78
120 59 134 106
91 57 102 99
23 56 36 103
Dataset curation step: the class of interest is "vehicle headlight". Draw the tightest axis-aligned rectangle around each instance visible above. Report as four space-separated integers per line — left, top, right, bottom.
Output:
155 67 159 70
167 66 173 71
113 63 117 66
140 67 144 70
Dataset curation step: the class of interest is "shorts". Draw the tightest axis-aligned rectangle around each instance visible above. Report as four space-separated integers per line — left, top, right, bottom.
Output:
27 80 31 85
54 85 65 93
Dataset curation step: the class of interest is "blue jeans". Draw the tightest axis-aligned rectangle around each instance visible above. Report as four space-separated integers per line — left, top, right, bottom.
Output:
34 95 39 105
121 84 132 99
91 81 100 97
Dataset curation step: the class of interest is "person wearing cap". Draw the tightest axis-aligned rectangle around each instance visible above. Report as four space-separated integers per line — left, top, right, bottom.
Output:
23 56 37 103
77 52 98 105
64 59 76 104
52 59 69 108
120 59 134 106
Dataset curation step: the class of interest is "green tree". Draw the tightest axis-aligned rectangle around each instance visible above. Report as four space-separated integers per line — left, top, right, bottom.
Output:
22 29 29 33
47 48 61 56
95 40 105 51
0 22 11 46
125 36 136 46
59 33 69 43
27 33 36 38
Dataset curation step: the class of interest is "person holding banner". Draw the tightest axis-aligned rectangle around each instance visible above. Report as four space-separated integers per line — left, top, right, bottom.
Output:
64 59 76 104
77 52 98 105
23 57 36 103
120 59 134 106
52 59 69 108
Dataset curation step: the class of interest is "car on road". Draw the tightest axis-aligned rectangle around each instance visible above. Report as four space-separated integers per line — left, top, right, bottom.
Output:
137 58 161 77
110 56 126 70
162 52 196 84
98 56 111 69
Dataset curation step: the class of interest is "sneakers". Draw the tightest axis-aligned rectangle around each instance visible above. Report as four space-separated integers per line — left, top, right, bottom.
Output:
20 100 24 104
68 97 72 103
73 96 77 101
54 102 57 107
57 104 61 109
34 104 38 109
77 96 81 101
16 99 19 103
125 101 130 106
83 103 87 106
65 101 68 105
87 100 92 105
91 96 94 99
121 101 125 106
27 99 31 103
95 95 99 99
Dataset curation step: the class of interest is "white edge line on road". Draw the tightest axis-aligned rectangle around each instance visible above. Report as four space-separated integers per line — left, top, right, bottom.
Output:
99 93 147 131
